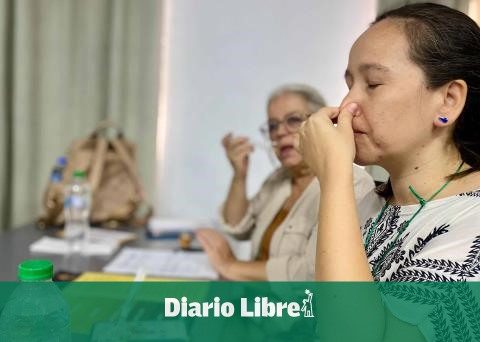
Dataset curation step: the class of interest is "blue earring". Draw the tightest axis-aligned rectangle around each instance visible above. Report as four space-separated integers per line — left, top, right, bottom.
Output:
438 116 449 124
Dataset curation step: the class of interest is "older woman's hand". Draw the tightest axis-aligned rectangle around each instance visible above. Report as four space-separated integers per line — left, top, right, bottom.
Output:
222 133 254 180
296 103 358 180
196 228 236 279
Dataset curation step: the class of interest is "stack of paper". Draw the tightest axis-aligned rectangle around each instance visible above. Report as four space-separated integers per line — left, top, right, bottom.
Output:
87 228 137 245
29 236 117 256
29 228 137 256
103 247 218 279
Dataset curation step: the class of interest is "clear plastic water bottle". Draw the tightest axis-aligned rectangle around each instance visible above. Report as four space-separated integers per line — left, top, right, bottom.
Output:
0 260 71 341
64 170 91 252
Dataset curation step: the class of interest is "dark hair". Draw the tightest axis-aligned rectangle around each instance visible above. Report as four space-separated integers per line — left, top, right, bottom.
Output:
373 3 480 198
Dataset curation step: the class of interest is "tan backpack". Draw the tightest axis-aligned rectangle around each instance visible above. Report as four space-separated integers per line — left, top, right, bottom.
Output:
37 121 152 229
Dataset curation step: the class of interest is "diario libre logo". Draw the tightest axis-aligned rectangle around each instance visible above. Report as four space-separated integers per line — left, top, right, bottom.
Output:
165 289 315 318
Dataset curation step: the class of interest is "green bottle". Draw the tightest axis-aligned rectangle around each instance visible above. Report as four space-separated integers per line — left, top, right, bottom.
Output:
0 260 71 341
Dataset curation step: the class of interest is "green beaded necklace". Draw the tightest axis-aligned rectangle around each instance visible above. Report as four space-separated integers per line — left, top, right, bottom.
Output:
364 162 464 275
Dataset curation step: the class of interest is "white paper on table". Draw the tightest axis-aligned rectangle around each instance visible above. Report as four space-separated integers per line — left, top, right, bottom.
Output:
29 236 117 256
103 247 219 279
147 217 215 235
88 228 137 246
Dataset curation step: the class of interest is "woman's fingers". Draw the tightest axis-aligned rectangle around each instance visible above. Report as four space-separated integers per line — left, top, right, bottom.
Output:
196 230 212 250
295 103 357 177
221 133 233 148
337 102 357 134
307 106 340 121
196 234 208 249
300 104 356 137
221 133 250 150
230 143 254 168
299 106 339 142
222 134 254 174
225 137 253 161
229 137 250 149
196 228 224 249
231 143 254 156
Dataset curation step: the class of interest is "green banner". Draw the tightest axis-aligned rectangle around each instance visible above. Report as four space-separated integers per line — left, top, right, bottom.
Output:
0 281 479 341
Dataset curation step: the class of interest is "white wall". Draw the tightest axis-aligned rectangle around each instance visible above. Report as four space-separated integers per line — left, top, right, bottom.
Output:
155 0 377 220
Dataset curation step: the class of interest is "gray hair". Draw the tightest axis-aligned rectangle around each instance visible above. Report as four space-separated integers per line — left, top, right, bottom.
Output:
266 84 326 113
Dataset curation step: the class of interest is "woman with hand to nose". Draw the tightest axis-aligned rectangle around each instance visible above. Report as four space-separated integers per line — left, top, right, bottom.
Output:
297 102 374 281
197 84 376 281
298 4 480 341
298 3 480 284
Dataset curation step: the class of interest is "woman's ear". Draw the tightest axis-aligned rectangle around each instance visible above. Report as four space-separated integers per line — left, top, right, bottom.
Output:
433 79 468 127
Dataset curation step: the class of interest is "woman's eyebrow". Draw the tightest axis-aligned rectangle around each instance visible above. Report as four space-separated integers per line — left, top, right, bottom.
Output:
344 63 390 80
345 63 390 79
359 63 390 74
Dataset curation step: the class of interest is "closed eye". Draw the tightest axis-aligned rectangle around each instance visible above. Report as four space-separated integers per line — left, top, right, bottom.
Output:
367 83 381 89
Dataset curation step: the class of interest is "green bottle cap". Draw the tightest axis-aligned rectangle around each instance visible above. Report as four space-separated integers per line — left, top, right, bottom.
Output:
18 259 53 281
72 170 86 178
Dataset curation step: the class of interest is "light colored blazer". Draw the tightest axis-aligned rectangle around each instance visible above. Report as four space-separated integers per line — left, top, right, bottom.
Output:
219 165 376 280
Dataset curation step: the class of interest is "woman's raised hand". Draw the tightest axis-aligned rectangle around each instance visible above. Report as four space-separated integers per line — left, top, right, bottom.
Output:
296 103 358 180
222 133 254 179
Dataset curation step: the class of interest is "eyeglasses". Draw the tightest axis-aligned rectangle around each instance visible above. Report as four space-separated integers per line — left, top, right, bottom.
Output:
259 113 308 139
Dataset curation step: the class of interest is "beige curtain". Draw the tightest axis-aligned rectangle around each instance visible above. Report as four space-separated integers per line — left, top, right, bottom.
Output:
0 0 160 229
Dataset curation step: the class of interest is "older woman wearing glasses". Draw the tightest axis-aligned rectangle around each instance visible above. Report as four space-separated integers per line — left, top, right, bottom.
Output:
197 84 376 280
